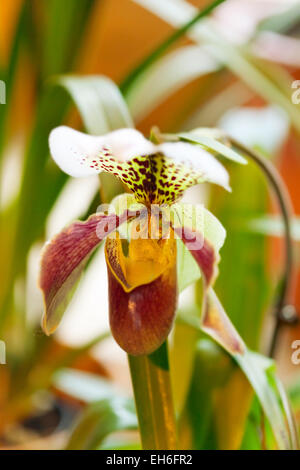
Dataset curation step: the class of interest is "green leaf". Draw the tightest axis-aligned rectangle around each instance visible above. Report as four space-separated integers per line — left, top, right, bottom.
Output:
181 338 233 449
13 76 132 278
7 7 103 280
56 75 134 134
178 300 297 450
274 376 299 450
179 131 247 164
41 0 95 78
170 307 200 415
182 338 251 450
0 1 30 162
210 160 269 348
134 0 300 133
120 0 226 95
247 215 300 241
66 398 137 450
209 106 287 348
256 3 300 35
235 350 297 450
56 75 134 203
53 368 117 402
209 105 289 349
53 369 138 450
240 398 265 450
99 440 141 450
289 378 300 410
126 45 219 121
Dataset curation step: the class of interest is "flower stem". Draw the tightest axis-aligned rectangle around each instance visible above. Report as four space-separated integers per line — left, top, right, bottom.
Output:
229 138 297 357
128 341 177 450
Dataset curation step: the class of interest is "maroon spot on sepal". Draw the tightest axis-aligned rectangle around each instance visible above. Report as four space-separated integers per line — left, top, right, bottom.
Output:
107 262 178 356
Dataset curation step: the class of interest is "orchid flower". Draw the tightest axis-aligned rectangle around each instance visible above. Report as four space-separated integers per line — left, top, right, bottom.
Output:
39 126 246 356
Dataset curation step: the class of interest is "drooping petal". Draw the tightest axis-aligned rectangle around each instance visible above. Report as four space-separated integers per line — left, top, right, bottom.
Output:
40 210 134 335
202 289 245 355
170 203 244 354
158 141 230 191
49 125 155 177
105 235 177 355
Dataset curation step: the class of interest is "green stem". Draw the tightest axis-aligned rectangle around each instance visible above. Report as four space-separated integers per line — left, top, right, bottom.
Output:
230 138 297 357
128 341 177 450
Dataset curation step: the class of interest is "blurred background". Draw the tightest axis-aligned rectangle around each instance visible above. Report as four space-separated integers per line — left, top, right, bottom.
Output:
1 0 300 450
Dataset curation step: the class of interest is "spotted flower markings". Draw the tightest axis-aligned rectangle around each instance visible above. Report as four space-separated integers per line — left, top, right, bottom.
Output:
40 125 247 356
80 145 201 206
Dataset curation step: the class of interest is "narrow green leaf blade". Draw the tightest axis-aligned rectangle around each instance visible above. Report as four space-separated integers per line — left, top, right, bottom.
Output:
126 45 219 121
53 368 137 450
57 75 134 134
179 131 247 164
66 397 137 450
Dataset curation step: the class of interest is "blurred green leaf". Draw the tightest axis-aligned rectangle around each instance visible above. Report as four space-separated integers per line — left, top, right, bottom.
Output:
56 75 133 203
256 3 300 35
178 295 297 450
134 0 300 133
170 309 200 415
240 397 267 450
0 1 29 161
41 0 95 78
209 104 291 348
210 161 269 348
10 75 132 292
179 131 247 164
99 440 141 450
126 45 219 121
54 368 119 403
121 0 226 95
209 104 290 349
2 4 102 311
235 350 298 450
289 379 300 408
248 215 300 241
54 369 137 450
213 358 253 450
181 338 234 449
274 375 299 450
66 397 137 450
57 75 134 135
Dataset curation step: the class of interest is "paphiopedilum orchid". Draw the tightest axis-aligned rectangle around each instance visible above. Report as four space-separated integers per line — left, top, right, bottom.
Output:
39 126 246 356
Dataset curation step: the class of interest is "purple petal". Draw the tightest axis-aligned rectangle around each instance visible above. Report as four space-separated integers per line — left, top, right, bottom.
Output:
40 211 133 335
